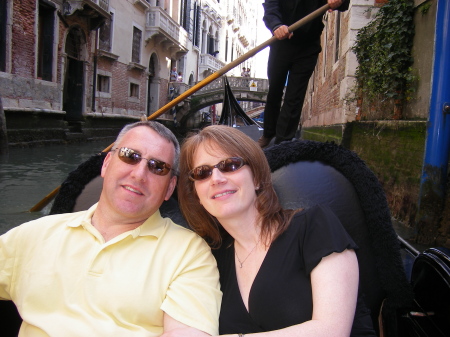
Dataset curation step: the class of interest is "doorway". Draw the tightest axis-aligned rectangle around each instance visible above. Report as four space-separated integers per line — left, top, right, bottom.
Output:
63 27 85 121
147 53 159 116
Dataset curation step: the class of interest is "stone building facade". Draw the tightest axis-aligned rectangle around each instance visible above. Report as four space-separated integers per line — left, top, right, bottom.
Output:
0 0 259 144
302 0 386 128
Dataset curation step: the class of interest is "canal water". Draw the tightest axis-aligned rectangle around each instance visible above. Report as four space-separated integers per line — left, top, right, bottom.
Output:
0 140 113 235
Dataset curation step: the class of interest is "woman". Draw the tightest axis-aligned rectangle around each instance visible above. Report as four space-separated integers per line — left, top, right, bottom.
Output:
176 125 376 337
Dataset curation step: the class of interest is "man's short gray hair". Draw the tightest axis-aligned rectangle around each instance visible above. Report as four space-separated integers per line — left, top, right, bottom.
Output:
114 121 180 176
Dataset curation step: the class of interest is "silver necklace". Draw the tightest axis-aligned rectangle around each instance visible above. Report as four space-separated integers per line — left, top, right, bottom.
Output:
235 239 260 268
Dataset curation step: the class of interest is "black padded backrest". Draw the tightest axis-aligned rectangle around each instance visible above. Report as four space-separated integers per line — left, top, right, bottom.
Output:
50 153 106 215
264 139 414 336
272 160 383 328
72 175 103 212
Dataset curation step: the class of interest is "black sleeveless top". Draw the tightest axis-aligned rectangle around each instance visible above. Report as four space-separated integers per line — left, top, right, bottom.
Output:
213 205 376 336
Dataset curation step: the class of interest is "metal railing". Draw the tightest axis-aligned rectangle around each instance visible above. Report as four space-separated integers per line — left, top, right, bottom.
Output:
63 0 109 15
195 76 269 94
146 7 188 50
199 54 226 73
97 0 109 11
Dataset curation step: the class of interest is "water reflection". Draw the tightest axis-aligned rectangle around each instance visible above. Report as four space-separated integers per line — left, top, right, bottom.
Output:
0 140 113 234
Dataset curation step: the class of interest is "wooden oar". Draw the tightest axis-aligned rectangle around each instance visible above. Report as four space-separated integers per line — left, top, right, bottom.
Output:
29 4 330 212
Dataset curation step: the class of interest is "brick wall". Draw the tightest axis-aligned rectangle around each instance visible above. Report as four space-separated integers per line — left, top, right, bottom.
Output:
11 1 35 78
159 78 172 119
96 58 146 116
302 10 349 127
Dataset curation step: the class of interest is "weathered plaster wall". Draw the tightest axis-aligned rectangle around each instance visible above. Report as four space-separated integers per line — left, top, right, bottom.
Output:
403 0 436 119
302 121 450 247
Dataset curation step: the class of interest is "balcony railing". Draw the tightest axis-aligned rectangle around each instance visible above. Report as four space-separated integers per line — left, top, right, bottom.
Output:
63 0 109 19
168 82 190 97
195 76 269 94
146 7 188 53
199 54 226 73
97 0 109 12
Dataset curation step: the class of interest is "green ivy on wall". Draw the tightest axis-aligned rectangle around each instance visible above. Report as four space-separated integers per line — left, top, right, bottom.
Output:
352 0 415 115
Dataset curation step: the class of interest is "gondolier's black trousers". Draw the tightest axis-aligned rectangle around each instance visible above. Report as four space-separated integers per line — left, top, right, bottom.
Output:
263 39 321 142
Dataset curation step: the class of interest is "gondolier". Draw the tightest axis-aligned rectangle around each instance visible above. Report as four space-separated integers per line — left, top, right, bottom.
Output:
258 0 349 148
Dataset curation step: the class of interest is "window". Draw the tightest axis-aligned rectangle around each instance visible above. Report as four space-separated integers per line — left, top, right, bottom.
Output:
130 82 139 98
334 12 341 63
37 1 55 81
99 12 113 52
97 75 110 93
225 34 228 62
231 41 234 61
193 2 200 47
131 27 142 64
208 28 214 55
0 0 7 71
181 0 191 33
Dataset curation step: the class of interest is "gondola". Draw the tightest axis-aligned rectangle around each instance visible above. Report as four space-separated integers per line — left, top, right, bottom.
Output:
217 75 263 142
219 76 262 128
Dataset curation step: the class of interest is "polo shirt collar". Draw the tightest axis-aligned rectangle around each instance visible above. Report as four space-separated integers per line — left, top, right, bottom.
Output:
134 210 167 239
67 203 168 239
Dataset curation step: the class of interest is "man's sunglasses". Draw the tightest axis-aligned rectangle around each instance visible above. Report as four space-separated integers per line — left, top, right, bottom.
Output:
188 157 246 181
113 147 172 176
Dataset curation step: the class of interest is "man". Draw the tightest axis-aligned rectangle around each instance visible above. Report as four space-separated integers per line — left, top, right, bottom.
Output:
0 121 221 336
170 67 178 82
258 0 349 148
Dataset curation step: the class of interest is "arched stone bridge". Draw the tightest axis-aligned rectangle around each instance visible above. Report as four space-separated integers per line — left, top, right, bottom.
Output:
191 76 269 111
170 76 268 127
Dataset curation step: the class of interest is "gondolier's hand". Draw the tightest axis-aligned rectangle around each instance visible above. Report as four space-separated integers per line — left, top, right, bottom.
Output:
273 25 293 40
328 0 343 10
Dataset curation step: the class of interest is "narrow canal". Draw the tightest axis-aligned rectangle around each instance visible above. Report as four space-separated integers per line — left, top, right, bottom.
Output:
0 140 113 234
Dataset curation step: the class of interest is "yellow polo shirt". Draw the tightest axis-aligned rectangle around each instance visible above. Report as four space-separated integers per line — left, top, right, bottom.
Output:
0 204 221 336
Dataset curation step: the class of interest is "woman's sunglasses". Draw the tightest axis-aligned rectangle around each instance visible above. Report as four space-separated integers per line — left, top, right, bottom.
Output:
113 147 172 176
189 157 246 181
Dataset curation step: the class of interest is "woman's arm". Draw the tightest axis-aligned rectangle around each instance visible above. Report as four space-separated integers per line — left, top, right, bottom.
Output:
309 249 359 336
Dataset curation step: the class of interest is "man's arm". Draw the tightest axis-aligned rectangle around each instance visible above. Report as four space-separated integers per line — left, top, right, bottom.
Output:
0 229 18 301
161 313 211 337
262 0 283 33
159 234 221 336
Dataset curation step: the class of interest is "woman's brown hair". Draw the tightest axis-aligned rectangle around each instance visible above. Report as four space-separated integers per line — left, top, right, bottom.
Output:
178 125 298 248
